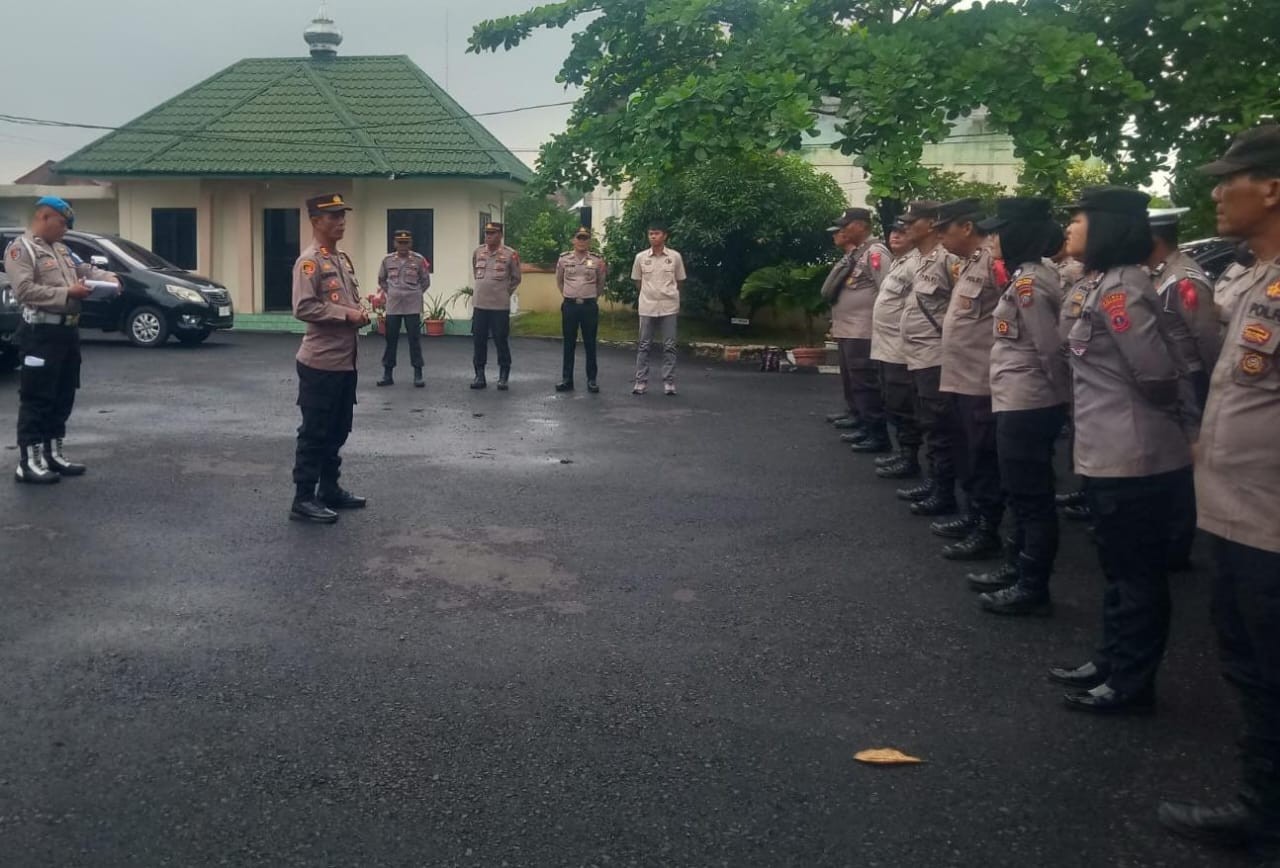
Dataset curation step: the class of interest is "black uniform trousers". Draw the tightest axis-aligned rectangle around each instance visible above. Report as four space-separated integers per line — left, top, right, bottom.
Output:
997 404 1068 577
292 361 357 495
1085 466 1191 694
16 323 80 447
837 338 885 432
1211 534 1280 814
910 365 958 489
561 298 599 383
880 362 922 450
381 314 423 371
954 393 1003 522
472 308 511 372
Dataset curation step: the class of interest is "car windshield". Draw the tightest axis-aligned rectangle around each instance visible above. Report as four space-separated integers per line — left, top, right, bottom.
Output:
101 237 180 271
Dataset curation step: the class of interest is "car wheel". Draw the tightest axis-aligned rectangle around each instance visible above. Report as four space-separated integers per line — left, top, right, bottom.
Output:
176 329 212 346
126 306 170 347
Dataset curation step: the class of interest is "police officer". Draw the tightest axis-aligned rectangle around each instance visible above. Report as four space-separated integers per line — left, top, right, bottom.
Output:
471 222 522 390
972 198 1070 615
1159 124 1280 856
375 229 430 388
7 196 119 484
935 198 1006 559
555 227 606 393
899 201 961 516
869 219 923 479
1049 186 1192 714
289 193 370 524
822 208 891 450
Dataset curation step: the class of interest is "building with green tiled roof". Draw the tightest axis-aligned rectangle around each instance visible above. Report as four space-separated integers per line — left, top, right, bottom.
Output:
54 9 530 318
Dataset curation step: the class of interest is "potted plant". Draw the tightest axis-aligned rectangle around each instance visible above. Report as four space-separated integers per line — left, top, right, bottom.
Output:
740 262 831 367
422 292 450 336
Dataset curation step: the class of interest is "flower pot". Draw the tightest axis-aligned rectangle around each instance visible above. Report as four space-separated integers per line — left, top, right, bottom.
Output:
790 346 828 368
375 315 386 336
424 318 446 336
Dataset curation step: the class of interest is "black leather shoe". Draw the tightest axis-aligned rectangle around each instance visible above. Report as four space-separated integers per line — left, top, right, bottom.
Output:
376 367 394 386
497 369 510 391
839 431 869 444
1047 661 1108 689
849 437 892 454
587 381 599 393
555 381 574 392
1055 489 1087 508
470 374 487 390
896 481 934 502
967 562 1018 592
1062 683 1155 715
290 498 339 524
1158 800 1280 854
319 487 367 509
413 368 424 388
1063 504 1093 522
832 418 862 431
877 459 921 480
826 412 852 424
942 526 1002 560
910 493 957 516
930 515 975 539
875 453 903 468
980 584 1053 616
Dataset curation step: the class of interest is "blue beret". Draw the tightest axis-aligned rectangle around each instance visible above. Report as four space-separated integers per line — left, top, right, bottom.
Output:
35 195 75 228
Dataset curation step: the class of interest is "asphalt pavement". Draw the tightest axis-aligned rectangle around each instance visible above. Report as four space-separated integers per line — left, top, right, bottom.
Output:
0 331 1251 867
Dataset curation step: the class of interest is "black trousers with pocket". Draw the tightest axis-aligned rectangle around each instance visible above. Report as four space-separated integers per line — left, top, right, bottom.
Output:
837 338 884 432
382 313 423 370
997 404 1068 574
911 365 957 488
293 361 357 494
955 393 1003 522
880 362 922 450
16 323 80 447
472 308 511 371
561 298 599 382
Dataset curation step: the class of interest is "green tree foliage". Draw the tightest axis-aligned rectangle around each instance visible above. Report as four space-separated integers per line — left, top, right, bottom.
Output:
503 191 579 267
599 154 846 317
740 262 831 345
915 167 1008 211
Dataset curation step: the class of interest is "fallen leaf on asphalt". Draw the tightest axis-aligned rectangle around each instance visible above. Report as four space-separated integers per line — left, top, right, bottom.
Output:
854 749 923 765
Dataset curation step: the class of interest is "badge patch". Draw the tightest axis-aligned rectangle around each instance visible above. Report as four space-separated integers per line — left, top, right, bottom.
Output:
7 247 17 260
1241 352 1269 376
1243 324 1273 345
1110 312 1132 333
1017 286 1034 308
329 291 340 302
996 319 1010 335
1100 292 1127 313
301 261 316 276
1178 278 1200 312
870 252 881 270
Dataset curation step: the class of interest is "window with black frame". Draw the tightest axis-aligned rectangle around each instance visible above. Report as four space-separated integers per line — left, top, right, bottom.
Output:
151 208 197 270
386 209 434 265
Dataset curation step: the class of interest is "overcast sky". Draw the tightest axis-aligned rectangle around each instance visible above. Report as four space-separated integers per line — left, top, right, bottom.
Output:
0 0 579 182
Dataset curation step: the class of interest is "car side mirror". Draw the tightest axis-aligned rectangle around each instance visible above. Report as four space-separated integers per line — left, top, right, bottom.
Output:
90 255 110 268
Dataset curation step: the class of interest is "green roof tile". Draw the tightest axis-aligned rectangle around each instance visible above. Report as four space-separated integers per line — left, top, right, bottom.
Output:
56 56 533 183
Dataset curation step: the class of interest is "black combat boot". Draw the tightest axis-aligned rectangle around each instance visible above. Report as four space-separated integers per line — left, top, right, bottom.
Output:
555 380 574 392
1055 489 1087 508
319 479 367 509
896 479 934 502
497 367 510 391
931 513 976 539
290 484 338 524
980 554 1053 616
849 424 891 453
413 367 424 388
376 367 394 386
941 516 1002 560
832 417 862 431
1158 798 1280 857
15 443 60 485
967 536 1019 591
470 367 487 389
825 412 852 424
875 453 902 468
910 485 957 516
44 439 86 476
877 449 921 479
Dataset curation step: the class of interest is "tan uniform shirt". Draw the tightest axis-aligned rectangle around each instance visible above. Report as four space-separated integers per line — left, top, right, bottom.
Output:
1153 249 1222 374
940 247 1004 395
1195 257 1280 553
1054 257 1084 292
1216 261 1254 325
4 232 114 314
990 261 1069 412
1066 266 1191 477
828 240 890 340
900 245 959 371
293 241 363 372
870 250 920 364
556 250 607 300
472 244 522 311
631 247 687 317
377 251 430 316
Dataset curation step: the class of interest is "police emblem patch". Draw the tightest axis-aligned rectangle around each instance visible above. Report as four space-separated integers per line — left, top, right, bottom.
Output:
301 260 316 276
1243 324 1273 345
1178 278 1200 312
1268 281 1280 300
1110 313 1132 333
996 320 1010 335
1241 352 1269 376
1017 286 1034 308
1100 292 1127 312
329 291 341 302
7 247 17 260
870 252 882 270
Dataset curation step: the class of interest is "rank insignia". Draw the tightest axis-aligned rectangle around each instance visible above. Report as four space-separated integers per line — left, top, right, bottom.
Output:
1268 281 1280 300
996 320 1010 335
301 261 316 276
1178 278 1200 312
1240 352 1269 376
1243 324 1273 345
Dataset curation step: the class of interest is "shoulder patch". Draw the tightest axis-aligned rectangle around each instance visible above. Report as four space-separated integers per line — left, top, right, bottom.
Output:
1243 324 1273 345
1017 285 1034 308
1100 291 1127 313
992 259 1009 287
1267 281 1280 300
1014 276 1034 290
1178 278 1200 312
300 260 316 276
8 246 17 260
949 261 961 280
870 251 882 270
996 319 1010 335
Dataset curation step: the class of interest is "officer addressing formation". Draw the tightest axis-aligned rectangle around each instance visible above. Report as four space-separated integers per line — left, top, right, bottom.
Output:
9 119 1280 857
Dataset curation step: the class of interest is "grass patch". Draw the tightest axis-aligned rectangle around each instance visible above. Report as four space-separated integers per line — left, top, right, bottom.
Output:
510 310 812 346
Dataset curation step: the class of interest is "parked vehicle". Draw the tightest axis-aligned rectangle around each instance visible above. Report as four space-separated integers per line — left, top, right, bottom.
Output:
1181 236 1241 283
0 270 19 370
0 228 234 348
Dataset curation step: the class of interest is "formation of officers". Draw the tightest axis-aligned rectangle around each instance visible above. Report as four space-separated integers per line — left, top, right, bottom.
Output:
821 123 1280 857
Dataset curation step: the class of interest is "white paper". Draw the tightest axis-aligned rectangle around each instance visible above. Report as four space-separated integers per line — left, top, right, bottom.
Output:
23 356 45 368
85 279 119 300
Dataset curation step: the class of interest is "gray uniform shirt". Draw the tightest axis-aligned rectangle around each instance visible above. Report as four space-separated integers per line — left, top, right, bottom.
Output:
1066 265 1191 478
828 240 890 340
4 231 114 314
377 251 431 316
1153 249 1222 374
940 247 1003 395
990 261 1069 412
472 244 522 311
1195 257 1280 553
900 245 959 371
869 249 919 364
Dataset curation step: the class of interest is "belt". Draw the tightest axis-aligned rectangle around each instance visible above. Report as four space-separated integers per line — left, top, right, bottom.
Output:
22 308 79 327
567 297 598 305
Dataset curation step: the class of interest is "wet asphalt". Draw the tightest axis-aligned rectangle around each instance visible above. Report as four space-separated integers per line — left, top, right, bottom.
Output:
0 332 1251 867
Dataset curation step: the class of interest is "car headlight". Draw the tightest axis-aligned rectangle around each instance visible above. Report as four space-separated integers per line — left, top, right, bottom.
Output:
165 284 207 305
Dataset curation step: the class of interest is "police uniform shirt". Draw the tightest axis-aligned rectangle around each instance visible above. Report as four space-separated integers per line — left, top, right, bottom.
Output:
1066 265 1191 477
631 247 687 317
1195 257 1280 554
899 245 960 371
990 260 1069 412
4 232 114 314
940 246 1005 396
1216 261 1254 325
556 250 607 300
1154 248 1222 372
1054 257 1085 292
829 239 891 340
293 241 362 372
377 251 431 316
472 244 522 311
870 249 920 364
